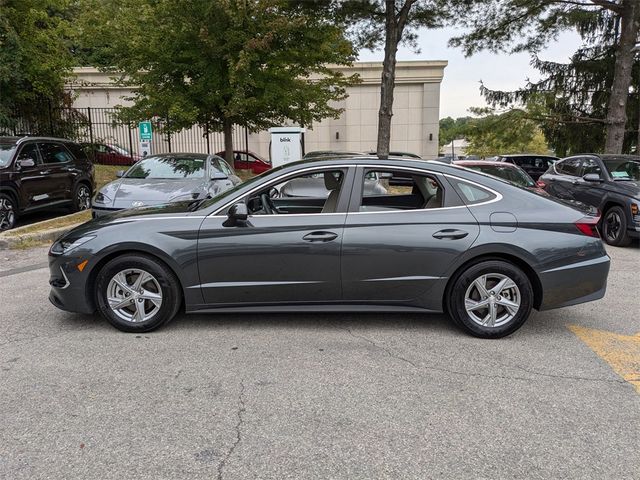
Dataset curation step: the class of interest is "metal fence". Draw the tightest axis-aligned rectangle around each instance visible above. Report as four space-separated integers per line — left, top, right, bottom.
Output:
0 107 249 164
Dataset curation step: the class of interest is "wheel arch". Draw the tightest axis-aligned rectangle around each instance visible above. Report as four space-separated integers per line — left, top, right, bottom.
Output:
0 185 20 211
442 251 543 313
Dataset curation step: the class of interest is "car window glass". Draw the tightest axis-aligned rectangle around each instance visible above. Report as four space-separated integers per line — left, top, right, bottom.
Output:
17 144 39 165
451 179 496 204
125 156 206 179
556 158 582 177
0 143 17 167
38 143 74 164
358 170 443 211
65 143 86 161
218 159 233 175
581 158 602 176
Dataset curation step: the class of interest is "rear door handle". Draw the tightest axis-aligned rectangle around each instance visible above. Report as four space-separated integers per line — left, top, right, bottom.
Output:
433 229 469 240
303 231 338 242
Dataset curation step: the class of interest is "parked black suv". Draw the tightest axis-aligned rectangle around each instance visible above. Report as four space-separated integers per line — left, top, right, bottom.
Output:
495 154 560 181
0 136 95 231
538 154 640 246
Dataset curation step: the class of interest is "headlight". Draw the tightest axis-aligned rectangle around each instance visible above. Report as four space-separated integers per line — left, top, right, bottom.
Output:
94 191 112 204
170 192 200 202
50 235 96 255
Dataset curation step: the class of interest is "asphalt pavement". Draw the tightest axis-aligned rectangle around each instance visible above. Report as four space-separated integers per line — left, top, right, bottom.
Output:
0 244 639 479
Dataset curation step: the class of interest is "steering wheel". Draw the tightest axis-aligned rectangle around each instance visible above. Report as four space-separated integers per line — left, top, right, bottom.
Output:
260 193 279 214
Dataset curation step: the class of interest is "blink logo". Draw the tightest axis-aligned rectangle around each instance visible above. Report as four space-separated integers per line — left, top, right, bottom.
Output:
279 137 291 142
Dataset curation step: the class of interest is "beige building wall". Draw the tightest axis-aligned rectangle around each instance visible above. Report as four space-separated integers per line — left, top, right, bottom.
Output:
67 61 446 159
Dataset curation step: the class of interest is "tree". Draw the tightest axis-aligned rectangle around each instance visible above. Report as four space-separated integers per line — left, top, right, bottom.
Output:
334 0 449 158
80 0 357 163
462 108 550 157
0 0 75 130
450 0 640 154
439 116 472 148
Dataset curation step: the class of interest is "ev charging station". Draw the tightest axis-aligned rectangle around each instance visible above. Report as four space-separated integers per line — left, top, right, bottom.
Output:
269 127 305 167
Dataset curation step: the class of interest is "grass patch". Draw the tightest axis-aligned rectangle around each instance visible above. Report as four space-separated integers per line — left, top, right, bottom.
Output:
5 210 91 237
95 164 123 190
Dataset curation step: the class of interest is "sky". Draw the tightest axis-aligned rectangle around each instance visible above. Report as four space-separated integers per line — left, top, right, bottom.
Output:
357 26 584 119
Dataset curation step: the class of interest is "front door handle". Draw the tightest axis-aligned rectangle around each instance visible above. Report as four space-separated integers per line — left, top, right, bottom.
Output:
433 229 468 240
303 231 338 242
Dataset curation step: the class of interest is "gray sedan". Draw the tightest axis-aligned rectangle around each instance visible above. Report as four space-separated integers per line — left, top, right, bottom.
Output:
92 153 241 217
49 156 610 339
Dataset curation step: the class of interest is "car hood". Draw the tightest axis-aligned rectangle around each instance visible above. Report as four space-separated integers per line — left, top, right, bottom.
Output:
610 180 640 198
100 177 208 208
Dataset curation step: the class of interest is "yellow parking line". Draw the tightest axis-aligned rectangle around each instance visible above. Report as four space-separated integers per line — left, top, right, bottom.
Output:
568 325 640 394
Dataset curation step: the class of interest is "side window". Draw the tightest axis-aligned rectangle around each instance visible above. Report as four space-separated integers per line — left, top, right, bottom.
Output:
65 143 87 161
451 179 496 205
359 169 443 212
556 158 582 177
17 143 40 165
38 143 74 164
533 158 550 169
218 159 234 175
581 158 602 176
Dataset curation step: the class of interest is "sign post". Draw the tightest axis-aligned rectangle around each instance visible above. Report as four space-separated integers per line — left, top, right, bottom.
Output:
138 121 153 157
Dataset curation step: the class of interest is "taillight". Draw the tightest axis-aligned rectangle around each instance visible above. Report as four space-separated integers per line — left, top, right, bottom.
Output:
574 216 600 238
536 180 546 188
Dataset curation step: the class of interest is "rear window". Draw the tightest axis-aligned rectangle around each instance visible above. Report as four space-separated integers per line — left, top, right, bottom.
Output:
511 157 551 169
451 179 496 205
0 143 17 167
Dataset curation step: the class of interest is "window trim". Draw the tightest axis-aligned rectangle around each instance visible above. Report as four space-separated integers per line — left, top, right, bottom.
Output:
15 142 42 166
38 142 74 165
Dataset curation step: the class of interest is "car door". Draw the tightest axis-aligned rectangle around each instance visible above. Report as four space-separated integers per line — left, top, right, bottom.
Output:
545 157 583 200
569 157 606 207
37 142 78 203
341 166 480 303
196 166 355 305
14 142 49 210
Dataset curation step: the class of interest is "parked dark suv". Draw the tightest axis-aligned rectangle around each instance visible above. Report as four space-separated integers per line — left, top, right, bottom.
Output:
0 136 95 231
495 154 559 181
538 154 640 246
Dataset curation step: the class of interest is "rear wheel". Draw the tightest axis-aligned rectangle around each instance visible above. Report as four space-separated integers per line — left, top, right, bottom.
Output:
449 260 533 339
72 183 92 212
602 206 631 247
0 193 17 231
95 254 181 332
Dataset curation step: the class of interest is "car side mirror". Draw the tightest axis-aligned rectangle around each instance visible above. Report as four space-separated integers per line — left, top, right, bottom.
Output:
116 170 125 178
223 202 248 227
211 171 228 180
17 158 35 168
583 173 602 183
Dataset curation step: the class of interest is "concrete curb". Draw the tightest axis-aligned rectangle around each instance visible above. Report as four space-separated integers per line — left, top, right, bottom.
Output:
0 222 82 250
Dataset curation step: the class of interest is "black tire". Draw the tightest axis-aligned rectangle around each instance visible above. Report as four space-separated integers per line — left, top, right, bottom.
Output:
95 254 182 333
0 193 18 231
602 206 631 247
72 182 92 212
448 260 533 339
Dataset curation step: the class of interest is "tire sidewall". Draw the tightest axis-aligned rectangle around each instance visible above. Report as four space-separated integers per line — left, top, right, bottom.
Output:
0 193 17 231
95 255 181 333
450 260 533 339
603 206 630 247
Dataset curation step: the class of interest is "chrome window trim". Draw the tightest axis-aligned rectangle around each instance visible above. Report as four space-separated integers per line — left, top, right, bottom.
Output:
209 163 503 217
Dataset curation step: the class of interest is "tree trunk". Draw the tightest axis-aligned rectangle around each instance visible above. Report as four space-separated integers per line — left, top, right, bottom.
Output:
604 0 640 153
223 117 234 164
377 0 400 159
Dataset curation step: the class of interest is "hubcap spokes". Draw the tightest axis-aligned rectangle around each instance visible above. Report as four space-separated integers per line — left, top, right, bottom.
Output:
0 198 15 230
465 273 521 328
77 187 91 210
107 269 162 323
605 213 620 241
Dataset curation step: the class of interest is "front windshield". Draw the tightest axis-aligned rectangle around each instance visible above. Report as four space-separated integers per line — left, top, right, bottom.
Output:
124 156 206 179
604 158 640 181
470 165 535 188
0 143 16 167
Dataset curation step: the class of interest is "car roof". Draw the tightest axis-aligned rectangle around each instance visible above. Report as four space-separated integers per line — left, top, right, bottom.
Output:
143 152 211 159
498 153 559 159
0 135 78 144
454 160 516 167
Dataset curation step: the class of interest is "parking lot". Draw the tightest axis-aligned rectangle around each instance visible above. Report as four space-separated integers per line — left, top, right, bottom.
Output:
0 243 638 479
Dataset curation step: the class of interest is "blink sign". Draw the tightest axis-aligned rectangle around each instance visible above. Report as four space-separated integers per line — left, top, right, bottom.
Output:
138 121 153 157
269 127 305 167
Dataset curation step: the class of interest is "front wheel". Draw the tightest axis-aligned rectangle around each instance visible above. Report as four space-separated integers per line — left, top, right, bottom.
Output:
0 193 18 231
449 260 533 339
602 206 631 247
95 254 182 332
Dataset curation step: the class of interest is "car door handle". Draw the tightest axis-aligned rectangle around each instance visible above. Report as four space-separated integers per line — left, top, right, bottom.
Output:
303 231 338 242
39 170 50 175
433 229 469 240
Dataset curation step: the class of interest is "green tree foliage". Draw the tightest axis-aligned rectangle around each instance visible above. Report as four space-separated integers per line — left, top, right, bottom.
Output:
450 0 640 154
79 0 357 162
439 116 472 147
0 0 75 128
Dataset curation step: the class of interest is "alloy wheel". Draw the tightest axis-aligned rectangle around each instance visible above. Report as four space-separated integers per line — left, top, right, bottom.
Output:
604 211 621 243
464 273 521 328
76 185 91 210
106 269 163 323
0 197 16 231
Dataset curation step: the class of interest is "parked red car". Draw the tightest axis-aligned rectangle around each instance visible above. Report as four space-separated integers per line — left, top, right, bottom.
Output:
82 143 140 166
216 150 271 174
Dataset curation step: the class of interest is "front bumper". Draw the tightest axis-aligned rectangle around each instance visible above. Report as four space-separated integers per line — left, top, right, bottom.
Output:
48 254 96 314
538 255 610 310
92 206 122 218
628 225 640 239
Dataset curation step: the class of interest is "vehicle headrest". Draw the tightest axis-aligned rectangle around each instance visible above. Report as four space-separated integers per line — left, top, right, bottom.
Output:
324 172 341 190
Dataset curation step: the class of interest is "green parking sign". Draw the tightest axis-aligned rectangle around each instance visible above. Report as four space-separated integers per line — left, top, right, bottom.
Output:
139 121 153 140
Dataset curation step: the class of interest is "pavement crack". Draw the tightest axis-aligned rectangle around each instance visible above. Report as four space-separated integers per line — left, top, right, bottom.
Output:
217 380 246 480
341 327 626 386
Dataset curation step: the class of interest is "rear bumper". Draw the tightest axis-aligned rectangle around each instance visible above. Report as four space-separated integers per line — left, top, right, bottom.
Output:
538 255 610 310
